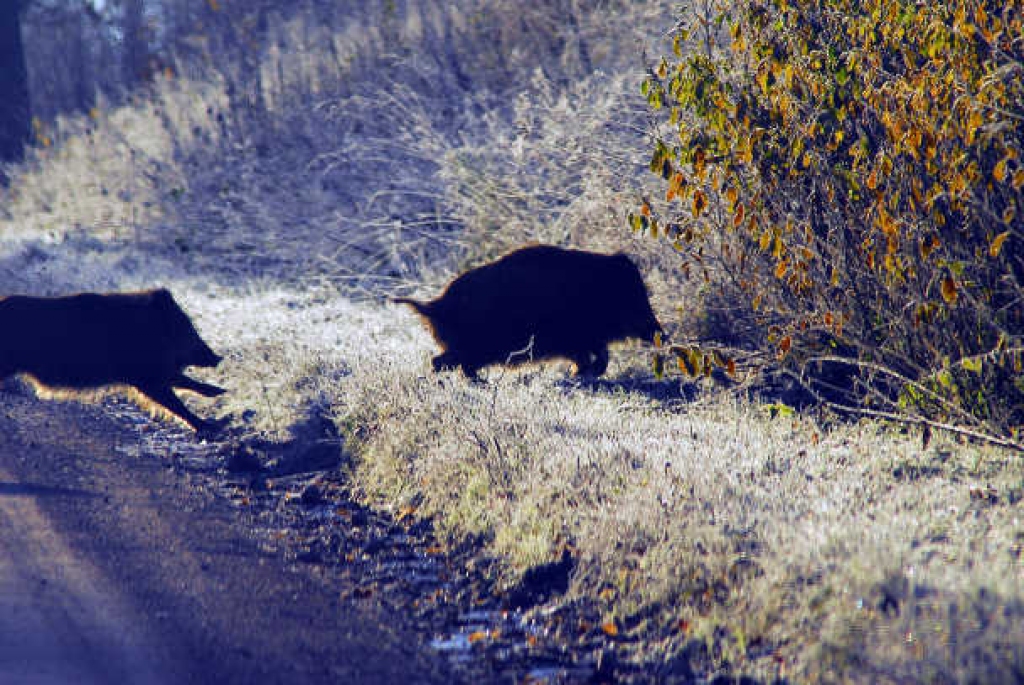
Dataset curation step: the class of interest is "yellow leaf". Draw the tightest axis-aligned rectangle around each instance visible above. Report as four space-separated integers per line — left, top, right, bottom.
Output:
726 186 738 208
1013 169 1024 190
772 234 784 259
941 276 958 303
990 231 1010 257
1003 206 1016 225
993 157 1010 183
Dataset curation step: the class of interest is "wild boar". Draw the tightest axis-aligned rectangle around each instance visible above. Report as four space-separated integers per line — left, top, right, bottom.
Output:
395 245 664 378
0 288 225 433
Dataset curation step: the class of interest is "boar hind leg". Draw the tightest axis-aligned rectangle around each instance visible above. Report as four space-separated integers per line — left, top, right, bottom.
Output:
139 383 216 434
574 347 609 377
431 351 462 372
172 373 226 397
432 351 481 379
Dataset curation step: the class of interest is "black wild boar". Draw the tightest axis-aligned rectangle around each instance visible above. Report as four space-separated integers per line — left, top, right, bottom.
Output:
395 245 664 378
0 288 225 433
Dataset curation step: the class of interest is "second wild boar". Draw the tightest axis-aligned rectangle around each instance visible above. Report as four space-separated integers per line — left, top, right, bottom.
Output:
395 244 663 378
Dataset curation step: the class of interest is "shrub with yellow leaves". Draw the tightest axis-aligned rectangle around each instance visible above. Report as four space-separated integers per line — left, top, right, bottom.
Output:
638 0 1023 442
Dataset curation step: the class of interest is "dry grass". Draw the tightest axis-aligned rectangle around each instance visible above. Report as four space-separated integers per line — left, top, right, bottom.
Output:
329 327 1024 681
2 1 1022 681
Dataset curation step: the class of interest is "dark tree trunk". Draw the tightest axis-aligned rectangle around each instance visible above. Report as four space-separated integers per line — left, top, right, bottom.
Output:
0 0 30 172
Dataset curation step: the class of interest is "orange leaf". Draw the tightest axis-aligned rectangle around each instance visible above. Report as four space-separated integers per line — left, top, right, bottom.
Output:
692 190 707 218
779 336 792 357
1013 169 1024 190
941 276 958 303
726 186 738 208
733 203 745 228
990 231 1010 257
467 630 488 644
993 157 1010 183
601 621 619 637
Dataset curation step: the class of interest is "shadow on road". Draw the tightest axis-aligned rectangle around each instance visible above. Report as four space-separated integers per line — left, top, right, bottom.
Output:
0 481 96 499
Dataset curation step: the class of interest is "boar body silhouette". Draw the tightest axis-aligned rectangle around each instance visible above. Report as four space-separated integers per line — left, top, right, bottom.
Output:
0 288 225 432
397 245 663 378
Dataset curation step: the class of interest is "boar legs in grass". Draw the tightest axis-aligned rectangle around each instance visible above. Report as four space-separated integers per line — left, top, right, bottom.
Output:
572 347 609 377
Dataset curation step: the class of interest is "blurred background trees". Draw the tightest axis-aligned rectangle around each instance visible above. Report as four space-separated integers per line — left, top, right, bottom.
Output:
0 0 31 174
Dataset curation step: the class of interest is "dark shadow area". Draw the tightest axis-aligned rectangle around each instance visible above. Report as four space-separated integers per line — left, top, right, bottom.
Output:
220 404 344 478
0 481 96 499
649 638 790 685
559 372 705 405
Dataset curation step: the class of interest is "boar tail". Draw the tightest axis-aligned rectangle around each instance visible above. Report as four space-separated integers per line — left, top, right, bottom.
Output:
391 296 434 316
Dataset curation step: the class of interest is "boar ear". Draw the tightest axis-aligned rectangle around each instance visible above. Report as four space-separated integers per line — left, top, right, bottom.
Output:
151 288 176 308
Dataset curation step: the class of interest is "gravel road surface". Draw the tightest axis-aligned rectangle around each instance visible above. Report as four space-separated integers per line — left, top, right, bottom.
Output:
0 391 452 684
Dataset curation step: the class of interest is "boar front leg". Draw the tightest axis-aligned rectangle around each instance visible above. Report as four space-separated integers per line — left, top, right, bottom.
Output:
138 383 218 434
172 373 226 397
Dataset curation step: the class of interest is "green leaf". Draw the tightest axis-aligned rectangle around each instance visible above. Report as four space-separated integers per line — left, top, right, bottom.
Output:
962 357 983 374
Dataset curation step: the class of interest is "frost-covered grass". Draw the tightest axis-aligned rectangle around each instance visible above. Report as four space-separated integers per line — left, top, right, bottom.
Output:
328 329 1024 682
2 1 1023 682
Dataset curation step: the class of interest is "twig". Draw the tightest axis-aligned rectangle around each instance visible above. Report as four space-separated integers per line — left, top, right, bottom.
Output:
782 368 1024 453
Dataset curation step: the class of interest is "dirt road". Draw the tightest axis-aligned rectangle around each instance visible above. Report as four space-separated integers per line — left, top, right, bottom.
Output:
0 391 452 684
